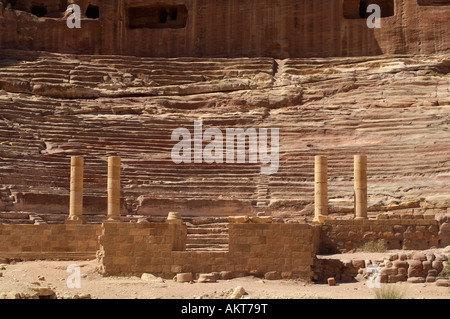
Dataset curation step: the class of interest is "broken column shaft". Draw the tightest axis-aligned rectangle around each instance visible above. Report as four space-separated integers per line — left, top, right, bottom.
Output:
107 156 121 221
354 155 368 220
314 155 328 223
67 156 85 224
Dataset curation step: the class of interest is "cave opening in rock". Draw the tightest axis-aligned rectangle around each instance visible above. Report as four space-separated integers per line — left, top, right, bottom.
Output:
31 5 47 17
158 8 168 23
359 1 368 18
418 0 450 5
127 5 188 29
169 8 178 20
343 0 395 19
86 4 99 19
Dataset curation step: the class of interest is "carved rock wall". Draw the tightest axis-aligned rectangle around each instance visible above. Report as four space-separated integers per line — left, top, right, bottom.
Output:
0 0 449 58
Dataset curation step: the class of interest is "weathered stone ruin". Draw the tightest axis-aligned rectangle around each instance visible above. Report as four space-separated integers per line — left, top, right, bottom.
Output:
0 0 449 285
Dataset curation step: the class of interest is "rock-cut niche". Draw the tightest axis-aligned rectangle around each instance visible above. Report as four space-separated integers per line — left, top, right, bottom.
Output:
30 4 47 17
86 4 99 19
343 0 395 19
126 4 188 29
417 0 450 5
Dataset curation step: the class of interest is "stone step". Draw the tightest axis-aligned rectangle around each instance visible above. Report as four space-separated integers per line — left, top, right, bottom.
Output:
185 216 230 251
185 244 228 252
187 227 228 234
0 218 34 224
186 234 229 244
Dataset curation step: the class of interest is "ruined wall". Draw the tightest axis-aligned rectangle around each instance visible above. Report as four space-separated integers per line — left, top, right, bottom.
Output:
0 0 449 58
97 221 318 280
0 224 101 260
320 216 444 253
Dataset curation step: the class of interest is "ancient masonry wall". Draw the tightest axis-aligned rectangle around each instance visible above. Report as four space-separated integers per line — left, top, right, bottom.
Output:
96 222 319 280
0 224 101 260
0 217 448 280
320 217 444 254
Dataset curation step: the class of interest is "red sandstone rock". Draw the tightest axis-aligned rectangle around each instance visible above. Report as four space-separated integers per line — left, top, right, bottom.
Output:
265 271 282 280
0 0 449 58
327 277 336 286
197 273 217 283
0 49 448 220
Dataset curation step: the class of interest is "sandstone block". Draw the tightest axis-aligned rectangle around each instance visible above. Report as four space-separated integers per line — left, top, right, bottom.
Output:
387 253 399 261
408 268 423 277
388 274 407 283
229 286 246 299
425 276 436 283
352 259 365 269
432 261 443 273
228 216 249 224
379 274 388 284
407 277 425 284
264 271 281 280
327 277 336 286
281 271 293 279
198 273 218 283
397 267 407 276
249 216 272 224
408 260 423 269
412 252 426 261
380 267 398 276
423 261 432 272
219 271 234 280
399 253 407 261
176 273 193 283
435 279 449 287
427 269 438 277
393 260 408 268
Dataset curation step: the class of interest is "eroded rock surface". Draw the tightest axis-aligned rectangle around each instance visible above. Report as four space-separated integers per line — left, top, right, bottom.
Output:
0 50 448 221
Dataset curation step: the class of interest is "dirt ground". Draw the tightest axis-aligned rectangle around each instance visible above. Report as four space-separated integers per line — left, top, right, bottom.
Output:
0 256 448 299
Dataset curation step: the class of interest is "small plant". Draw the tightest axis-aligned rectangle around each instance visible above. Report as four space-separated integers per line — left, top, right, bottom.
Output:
361 239 387 253
440 256 450 279
374 285 406 299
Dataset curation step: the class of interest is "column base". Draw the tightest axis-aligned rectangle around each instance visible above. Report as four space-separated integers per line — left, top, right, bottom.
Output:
354 216 368 221
65 216 86 224
312 215 332 225
166 219 183 225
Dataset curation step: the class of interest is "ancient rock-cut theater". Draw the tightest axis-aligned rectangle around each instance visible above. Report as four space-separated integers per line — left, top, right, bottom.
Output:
0 0 449 282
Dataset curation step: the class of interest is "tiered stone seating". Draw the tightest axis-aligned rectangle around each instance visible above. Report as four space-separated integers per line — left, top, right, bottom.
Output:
0 50 448 234
184 217 229 252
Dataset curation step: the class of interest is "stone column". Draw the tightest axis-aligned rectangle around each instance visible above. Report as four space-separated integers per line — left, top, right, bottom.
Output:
107 156 121 221
166 211 183 225
354 155 368 220
66 156 85 224
314 156 328 223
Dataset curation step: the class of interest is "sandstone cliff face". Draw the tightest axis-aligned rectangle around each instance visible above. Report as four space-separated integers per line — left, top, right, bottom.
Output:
0 0 449 58
0 49 448 221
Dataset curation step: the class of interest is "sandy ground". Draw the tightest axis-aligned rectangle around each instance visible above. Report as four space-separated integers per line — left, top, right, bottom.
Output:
0 258 448 299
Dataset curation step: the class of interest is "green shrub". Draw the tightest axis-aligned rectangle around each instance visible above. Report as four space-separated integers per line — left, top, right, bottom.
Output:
361 239 387 253
441 256 450 279
374 285 406 299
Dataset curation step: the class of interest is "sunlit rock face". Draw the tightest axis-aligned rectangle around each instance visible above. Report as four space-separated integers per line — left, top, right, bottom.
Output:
0 0 448 222
0 0 449 58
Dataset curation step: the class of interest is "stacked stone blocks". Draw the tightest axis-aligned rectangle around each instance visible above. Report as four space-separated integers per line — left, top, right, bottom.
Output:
321 218 441 253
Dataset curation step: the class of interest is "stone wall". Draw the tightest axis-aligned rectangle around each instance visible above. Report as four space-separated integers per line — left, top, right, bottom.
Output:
0 224 101 260
313 251 449 284
228 223 319 278
97 221 319 280
0 0 449 58
320 216 443 253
